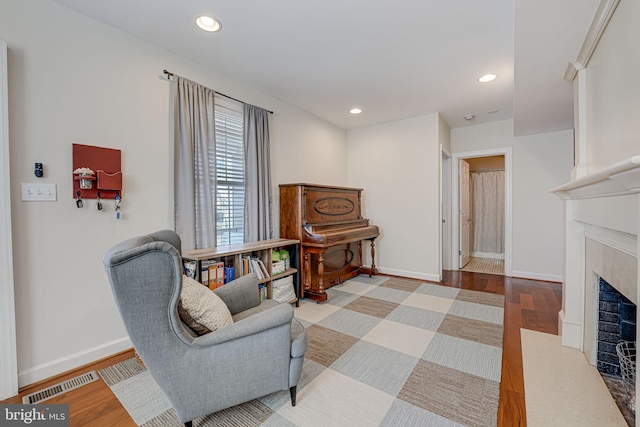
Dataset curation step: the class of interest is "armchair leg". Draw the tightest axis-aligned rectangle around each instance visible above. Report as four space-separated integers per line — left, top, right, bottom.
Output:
184 422 192 427
290 385 297 406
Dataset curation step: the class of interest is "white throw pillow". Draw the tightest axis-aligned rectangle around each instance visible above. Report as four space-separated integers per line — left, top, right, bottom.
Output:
178 275 233 335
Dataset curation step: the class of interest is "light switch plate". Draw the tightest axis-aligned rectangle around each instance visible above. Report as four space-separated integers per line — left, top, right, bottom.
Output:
21 183 57 201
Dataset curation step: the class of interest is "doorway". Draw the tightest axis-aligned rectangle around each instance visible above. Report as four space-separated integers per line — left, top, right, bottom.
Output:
451 148 512 277
463 156 505 274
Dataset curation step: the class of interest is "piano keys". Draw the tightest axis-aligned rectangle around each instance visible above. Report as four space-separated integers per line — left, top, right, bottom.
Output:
279 183 380 302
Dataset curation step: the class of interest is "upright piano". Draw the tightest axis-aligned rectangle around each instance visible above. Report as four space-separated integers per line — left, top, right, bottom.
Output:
279 183 380 302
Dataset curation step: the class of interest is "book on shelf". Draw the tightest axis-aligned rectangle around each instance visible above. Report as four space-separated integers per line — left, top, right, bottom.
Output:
200 265 209 286
224 266 235 283
250 258 264 279
242 257 250 276
251 258 258 278
199 260 213 288
216 262 225 287
257 259 270 278
208 265 217 290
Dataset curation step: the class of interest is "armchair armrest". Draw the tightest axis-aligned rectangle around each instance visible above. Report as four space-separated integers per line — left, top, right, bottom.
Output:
191 302 293 347
213 273 260 315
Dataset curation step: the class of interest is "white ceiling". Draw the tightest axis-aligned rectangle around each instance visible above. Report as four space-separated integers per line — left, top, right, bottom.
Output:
50 0 600 133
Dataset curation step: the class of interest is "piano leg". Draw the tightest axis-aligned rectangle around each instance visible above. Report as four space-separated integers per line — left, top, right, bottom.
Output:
303 251 311 291
357 238 378 277
302 248 328 303
317 252 325 294
370 239 377 276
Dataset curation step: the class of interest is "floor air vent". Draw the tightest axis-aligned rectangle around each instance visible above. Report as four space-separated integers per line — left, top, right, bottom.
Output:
22 371 99 404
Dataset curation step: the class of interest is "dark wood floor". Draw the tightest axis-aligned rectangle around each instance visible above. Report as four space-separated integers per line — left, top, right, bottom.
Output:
2 271 562 427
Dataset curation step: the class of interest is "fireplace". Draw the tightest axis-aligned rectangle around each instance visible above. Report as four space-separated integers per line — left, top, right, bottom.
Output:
597 277 637 378
595 276 637 425
552 155 640 418
583 234 638 426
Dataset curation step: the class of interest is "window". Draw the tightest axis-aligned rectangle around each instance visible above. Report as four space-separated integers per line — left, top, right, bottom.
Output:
214 99 244 246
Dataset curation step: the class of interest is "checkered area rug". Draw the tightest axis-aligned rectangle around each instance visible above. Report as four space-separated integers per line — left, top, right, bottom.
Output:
99 275 504 427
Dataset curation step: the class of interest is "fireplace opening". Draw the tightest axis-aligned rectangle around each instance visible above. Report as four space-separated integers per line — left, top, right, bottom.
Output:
597 277 636 426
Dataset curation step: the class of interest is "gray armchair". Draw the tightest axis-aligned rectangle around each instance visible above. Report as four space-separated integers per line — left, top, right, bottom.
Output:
103 230 308 426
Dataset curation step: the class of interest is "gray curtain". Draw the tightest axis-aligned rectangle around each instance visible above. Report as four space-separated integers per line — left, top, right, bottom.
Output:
471 170 505 254
243 104 272 242
173 76 217 250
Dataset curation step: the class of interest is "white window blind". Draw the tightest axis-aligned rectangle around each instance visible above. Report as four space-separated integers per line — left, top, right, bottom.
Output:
214 99 244 246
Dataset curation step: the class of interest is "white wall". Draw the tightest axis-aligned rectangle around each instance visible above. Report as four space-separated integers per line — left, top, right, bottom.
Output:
347 114 441 281
452 120 573 281
2 0 346 387
438 114 451 153
584 0 640 173
270 112 347 234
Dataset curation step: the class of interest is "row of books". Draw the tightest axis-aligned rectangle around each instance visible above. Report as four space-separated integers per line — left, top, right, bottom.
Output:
202 261 236 290
183 252 289 291
243 256 270 279
183 260 235 290
258 284 267 301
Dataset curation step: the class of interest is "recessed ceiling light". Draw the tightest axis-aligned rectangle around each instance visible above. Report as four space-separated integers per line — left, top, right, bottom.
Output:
196 15 222 32
350 108 362 115
464 114 475 120
478 74 497 83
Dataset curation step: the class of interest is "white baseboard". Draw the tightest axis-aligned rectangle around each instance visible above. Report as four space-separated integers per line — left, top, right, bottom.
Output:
511 270 563 283
559 310 583 350
376 267 440 283
18 337 133 388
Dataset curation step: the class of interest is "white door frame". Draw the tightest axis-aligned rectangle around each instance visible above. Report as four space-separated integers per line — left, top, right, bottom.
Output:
440 147 452 275
459 159 471 268
0 40 18 399
451 147 513 276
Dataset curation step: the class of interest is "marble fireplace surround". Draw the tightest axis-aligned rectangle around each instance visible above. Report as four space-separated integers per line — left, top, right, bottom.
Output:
584 232 637 366
552 155 640 406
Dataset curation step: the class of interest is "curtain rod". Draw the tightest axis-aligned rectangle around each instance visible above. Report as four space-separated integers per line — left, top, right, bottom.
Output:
163 70 273 114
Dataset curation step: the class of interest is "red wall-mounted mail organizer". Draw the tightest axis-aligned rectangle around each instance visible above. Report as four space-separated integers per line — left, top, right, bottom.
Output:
72 143 122 199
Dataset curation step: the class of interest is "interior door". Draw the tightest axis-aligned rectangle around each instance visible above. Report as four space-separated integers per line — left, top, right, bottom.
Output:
459 159 471 268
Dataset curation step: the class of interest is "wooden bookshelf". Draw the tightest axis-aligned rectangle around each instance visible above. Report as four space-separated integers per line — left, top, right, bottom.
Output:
182 239 300 306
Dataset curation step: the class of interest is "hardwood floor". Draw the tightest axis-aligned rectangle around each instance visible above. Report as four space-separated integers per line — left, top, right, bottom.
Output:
1 350 138 426
440 270 562 427
2 271 562 427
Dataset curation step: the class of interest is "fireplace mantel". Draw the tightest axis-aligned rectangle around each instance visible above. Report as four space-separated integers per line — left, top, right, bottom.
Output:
551 155 639 354
552 155 640 200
